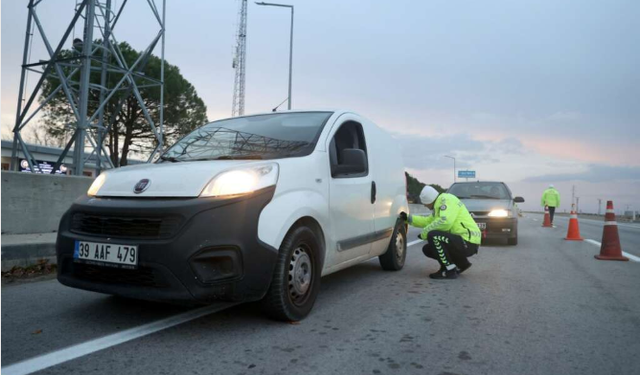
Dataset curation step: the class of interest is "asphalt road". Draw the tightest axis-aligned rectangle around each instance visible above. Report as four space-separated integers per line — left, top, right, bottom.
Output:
2 217 640 375
530 213 640 258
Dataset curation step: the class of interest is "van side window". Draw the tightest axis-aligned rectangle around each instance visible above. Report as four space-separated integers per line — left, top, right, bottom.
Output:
329 121 368 178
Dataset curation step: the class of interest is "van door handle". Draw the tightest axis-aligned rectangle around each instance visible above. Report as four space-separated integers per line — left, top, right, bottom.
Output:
371 181 377 204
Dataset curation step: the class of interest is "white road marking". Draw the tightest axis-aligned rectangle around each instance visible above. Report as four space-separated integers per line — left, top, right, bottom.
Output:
1 303 237 375
585 239 640 262
584 239 601 247
539 215 640 230
532 218 538 221
407 239 424 247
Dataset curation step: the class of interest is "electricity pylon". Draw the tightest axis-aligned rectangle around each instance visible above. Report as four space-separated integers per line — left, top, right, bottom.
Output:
10 0 166 175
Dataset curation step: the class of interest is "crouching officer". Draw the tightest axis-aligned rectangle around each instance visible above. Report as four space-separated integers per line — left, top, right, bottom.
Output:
407 186 481 279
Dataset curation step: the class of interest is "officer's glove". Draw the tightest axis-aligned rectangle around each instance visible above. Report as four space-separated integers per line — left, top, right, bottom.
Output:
400 212 408 222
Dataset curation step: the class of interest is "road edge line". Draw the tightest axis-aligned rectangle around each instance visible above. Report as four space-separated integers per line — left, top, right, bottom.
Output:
407 239 424 247
1 302 238 375
585 239 640 262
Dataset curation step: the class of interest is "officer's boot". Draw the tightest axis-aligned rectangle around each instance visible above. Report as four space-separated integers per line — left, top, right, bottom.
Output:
429 264 458 279
456 260 472 274
457 262 472 274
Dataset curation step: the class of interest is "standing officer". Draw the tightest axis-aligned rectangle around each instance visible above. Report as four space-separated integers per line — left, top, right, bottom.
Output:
541 184 561 225
406 186 481 279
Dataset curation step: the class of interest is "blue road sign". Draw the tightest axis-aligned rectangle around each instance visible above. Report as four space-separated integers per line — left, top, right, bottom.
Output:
458 170 476 179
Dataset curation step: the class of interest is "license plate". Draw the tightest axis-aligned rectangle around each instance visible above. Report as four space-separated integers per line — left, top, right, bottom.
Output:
74 241 138 268
477 222 487 229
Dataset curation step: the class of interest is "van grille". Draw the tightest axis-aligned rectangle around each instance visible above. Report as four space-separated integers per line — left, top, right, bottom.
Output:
72 263 169 288
70 213 182 239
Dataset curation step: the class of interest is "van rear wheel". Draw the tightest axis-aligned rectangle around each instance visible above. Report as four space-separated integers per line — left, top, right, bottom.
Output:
261 226 321 321
379 220 406 271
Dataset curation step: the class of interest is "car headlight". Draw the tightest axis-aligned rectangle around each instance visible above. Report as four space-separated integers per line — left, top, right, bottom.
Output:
200 163 279 197
488 209 509 218
87 173 107 196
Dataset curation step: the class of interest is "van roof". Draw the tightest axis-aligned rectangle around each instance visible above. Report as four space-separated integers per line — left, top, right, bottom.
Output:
233 109 354 118
452 181 505 184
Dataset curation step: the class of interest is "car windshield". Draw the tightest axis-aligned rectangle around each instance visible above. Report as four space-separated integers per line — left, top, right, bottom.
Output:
448 182 511 200
159 112 333 162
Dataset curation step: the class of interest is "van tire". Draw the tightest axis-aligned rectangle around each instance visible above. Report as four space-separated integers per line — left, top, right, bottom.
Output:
261 226 322 322
379 219 407 271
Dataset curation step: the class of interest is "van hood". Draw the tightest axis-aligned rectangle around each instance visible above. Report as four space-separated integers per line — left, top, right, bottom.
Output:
461 199 512 213
95 160 256 198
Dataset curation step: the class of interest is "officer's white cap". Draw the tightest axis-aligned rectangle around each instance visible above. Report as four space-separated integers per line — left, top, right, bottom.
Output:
420 186 439 205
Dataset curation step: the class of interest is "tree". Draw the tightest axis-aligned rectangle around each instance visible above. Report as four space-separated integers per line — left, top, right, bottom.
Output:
40 42 208 166
405 171 445 203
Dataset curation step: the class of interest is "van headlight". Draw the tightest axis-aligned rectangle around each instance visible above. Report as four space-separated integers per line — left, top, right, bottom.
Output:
87 173 107 196
200 163 279 198
488 209 509 218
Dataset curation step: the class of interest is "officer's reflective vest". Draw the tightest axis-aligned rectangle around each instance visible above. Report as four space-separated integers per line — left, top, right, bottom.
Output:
541 188 560 207
409 193 481 245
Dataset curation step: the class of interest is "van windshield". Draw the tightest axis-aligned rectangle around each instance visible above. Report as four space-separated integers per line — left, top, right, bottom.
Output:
160 112 333 162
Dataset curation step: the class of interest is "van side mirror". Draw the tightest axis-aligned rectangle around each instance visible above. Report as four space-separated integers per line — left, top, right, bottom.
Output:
332 148 367 177
514 196 525 203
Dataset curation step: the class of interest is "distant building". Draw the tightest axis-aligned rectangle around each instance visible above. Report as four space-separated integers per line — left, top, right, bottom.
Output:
1 140 144 177
623 210 638 220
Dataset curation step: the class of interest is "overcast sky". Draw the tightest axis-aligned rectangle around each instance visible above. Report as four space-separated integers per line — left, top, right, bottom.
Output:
2 0 639 212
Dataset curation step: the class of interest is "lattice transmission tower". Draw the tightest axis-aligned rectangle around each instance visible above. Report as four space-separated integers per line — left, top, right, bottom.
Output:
10 0 166 175
231 0 248 117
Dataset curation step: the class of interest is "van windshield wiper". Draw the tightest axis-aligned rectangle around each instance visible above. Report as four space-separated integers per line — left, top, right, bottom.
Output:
159 155 181 163
470 194 501 199
184 155 265 162
214 155 263 160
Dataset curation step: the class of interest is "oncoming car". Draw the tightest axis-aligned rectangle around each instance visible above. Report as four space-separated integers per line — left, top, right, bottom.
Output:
56 110 409 321
447 181 524 245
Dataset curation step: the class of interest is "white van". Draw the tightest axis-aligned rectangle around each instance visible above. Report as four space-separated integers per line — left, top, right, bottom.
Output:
56 110 409 321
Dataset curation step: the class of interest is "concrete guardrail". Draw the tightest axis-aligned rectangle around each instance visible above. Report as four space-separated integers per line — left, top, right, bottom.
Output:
1 171 93 271
1 171 92 235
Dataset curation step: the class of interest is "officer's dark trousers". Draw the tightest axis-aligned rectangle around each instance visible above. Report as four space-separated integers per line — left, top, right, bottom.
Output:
548 206 556 223
422 231 478 269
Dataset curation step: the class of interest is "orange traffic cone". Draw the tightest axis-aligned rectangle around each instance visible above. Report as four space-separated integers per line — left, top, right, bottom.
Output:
595 201 628 261
565 206 583 241
542 206 552 227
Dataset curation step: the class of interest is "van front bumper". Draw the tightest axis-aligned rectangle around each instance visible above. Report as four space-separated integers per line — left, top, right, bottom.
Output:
56 187 277 305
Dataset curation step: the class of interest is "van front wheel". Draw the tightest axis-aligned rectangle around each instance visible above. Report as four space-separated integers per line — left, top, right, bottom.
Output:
261 226 321 322
379 220 407 271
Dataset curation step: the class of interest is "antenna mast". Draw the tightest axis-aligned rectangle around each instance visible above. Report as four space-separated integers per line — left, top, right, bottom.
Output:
232 0 248 117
